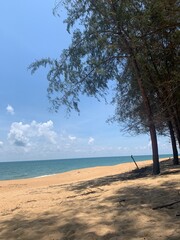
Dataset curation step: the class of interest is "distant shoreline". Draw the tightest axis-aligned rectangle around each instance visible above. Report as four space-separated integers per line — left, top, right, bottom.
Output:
0 157 171 183
0 159 153 185
0 154 172 181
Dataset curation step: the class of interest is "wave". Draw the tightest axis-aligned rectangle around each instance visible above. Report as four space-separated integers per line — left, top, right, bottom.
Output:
34 174 57 179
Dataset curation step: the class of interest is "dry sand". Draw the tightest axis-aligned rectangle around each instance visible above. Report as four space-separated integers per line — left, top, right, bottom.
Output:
0 159 179 240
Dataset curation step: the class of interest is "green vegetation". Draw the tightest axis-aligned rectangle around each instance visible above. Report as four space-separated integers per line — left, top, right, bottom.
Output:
29 0 179 174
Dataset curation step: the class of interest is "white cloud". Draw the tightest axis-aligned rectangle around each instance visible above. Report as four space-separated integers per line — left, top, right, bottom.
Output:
88 137 95 144
6 104 15 115
68 135 77 141
118 146 129 151
8 120 57 147
0 141 3 148
8 122 30 147
32 120 57 144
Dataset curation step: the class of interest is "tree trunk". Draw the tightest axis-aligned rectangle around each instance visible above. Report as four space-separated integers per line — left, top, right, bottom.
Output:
118 29 160 174
168 120 179 165
149 123 160 174
130 55 160 174
172 108 180 148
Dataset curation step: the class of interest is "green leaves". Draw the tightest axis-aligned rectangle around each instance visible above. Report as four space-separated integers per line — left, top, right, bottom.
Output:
28 58 53 74
29 0 179 129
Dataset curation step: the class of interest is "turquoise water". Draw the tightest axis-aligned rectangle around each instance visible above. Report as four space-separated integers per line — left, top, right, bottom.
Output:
0 154 172 180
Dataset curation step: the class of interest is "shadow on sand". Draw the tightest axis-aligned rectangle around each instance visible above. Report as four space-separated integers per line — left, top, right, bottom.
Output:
0 159 179 240
67 159 180 192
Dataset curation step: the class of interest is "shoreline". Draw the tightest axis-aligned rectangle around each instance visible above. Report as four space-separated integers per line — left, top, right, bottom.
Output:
0 154 172 181
0 159 154 185
0 157 171 184
0 157 179 240
0 158 170 190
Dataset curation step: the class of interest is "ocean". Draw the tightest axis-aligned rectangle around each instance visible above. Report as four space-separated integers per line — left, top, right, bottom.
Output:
0 154 172 181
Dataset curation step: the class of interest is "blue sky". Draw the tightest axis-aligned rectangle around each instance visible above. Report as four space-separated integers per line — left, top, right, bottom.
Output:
0 0 172 162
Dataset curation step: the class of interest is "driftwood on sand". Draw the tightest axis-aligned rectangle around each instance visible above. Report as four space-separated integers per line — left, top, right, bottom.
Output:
152 200 180 210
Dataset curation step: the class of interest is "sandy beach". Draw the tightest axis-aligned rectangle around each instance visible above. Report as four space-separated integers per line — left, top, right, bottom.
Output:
0 159 179 240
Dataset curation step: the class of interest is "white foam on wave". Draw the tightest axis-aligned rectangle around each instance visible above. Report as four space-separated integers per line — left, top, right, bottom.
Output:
34 174 57 179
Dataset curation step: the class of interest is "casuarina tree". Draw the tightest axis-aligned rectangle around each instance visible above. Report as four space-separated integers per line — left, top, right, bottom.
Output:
29 0 179 174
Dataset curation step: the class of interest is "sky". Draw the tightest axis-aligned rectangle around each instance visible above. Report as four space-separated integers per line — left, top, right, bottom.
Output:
0 0 172 162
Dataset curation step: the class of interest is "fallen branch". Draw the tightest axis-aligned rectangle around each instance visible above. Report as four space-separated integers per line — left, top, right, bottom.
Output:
81 190 96 196
152 200 180 210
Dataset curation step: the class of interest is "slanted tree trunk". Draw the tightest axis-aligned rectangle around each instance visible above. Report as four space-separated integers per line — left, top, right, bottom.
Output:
168 120 179 165
115 18 160 174
130 55 160 175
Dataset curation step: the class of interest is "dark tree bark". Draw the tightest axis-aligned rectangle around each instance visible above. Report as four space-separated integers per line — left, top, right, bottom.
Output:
149 123 160 174
118 31 160 174
172 108 180 148
130 54 160 175
168 120 179 165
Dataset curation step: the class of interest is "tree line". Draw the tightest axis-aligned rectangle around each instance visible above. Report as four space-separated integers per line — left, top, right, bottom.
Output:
29 0 179 174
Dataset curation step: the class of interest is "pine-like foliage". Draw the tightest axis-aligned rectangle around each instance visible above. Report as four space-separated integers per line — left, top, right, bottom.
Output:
29 0 180 171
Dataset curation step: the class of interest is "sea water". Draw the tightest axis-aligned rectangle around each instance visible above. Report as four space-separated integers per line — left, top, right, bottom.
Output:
0 154 172 180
